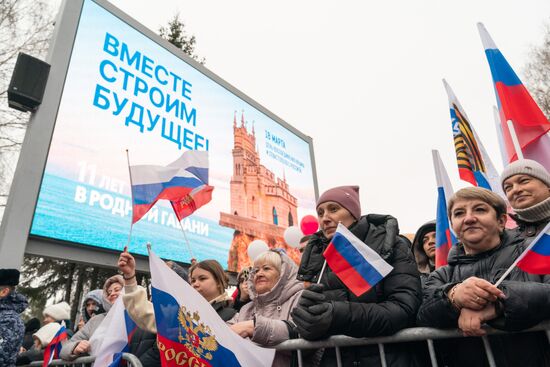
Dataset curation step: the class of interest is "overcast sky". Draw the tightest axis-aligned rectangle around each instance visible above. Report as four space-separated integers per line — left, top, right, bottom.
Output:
102 0 549 233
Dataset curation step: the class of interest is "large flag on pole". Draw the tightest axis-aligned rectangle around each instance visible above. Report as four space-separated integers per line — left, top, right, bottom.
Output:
493 105 510 168
42 324 68 367
90 296 137 367
130 150 213 223
443 79 502 193
432 150 457 268
323 223 393 297
478 23 550 170
149 248 275 367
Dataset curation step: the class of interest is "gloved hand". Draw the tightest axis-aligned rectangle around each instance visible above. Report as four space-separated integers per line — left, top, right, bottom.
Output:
291 284 334 340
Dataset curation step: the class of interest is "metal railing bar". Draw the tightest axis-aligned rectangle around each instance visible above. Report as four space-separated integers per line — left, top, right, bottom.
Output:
427 338 438 367
378 343 387 367
25 353 143 367
481 335 497 367
275 320 550 350
297 349 304 367
335 346 342 367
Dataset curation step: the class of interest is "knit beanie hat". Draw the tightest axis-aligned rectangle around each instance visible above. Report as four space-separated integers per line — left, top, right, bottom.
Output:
33 322 62 347
43 301 71 321
317 185 361 219
0 269 20 286
501 159 550 189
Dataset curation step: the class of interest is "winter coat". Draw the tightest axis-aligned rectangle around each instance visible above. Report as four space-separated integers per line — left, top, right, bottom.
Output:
0 291 27 367
297 214 422 367
417 231 550 366
60 308 160 365
129 328 160 367
21 317 41 351
510 213 549 245
15 346 44 365
60 312 105 360
229 252 303 367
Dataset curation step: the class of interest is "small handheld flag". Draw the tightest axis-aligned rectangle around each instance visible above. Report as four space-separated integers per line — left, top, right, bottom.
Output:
171 184 214 221
495 222 550 287
517 222 550 275
42 324 68 367
323 223 393 297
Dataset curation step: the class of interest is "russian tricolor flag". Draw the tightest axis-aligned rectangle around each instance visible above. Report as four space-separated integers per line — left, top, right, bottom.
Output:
148 248 275 367
42 324 67 367
517 222 550 275
478 23 550 171
432 150 457 268
130 150 212 223
323 223 393 297
443 79 502 194
90 296 137 367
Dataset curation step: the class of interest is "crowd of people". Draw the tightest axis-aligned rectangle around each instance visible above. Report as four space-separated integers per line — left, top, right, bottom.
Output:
1 158 550 367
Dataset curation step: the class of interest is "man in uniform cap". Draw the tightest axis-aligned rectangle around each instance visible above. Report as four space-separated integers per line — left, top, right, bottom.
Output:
0 269 28 366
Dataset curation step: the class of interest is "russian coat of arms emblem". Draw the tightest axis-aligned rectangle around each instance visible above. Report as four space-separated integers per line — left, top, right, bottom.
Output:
177 306 219 360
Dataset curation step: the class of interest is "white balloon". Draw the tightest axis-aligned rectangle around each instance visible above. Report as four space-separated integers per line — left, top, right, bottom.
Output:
284 226 303 248
247 240 269 261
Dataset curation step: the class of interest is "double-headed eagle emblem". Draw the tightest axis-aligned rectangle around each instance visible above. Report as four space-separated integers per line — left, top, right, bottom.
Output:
177 306 218 360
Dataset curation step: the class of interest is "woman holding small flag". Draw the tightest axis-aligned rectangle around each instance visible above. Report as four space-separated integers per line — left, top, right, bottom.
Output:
417 187 550 367
291 185 422 366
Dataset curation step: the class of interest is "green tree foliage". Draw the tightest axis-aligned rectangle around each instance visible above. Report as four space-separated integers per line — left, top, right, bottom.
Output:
159 14 205 64
523 21 550 119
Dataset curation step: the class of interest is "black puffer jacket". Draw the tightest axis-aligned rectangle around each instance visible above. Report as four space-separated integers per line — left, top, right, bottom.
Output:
129 328 160 367
417 231 550 366
297 215 422 366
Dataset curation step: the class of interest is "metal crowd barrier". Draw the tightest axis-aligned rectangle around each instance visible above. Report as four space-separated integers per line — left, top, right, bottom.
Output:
275 320 550 367
23 353 143 367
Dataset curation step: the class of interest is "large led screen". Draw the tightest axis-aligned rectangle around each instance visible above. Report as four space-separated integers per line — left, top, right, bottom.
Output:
30 0 317 271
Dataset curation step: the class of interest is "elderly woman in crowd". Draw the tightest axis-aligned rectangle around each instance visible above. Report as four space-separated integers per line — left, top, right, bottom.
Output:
291 185 422 366
501 159 550 241
417 187 550 366
229 250 303 367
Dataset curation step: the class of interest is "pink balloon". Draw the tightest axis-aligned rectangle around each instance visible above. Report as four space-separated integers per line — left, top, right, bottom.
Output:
300 215 319 235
